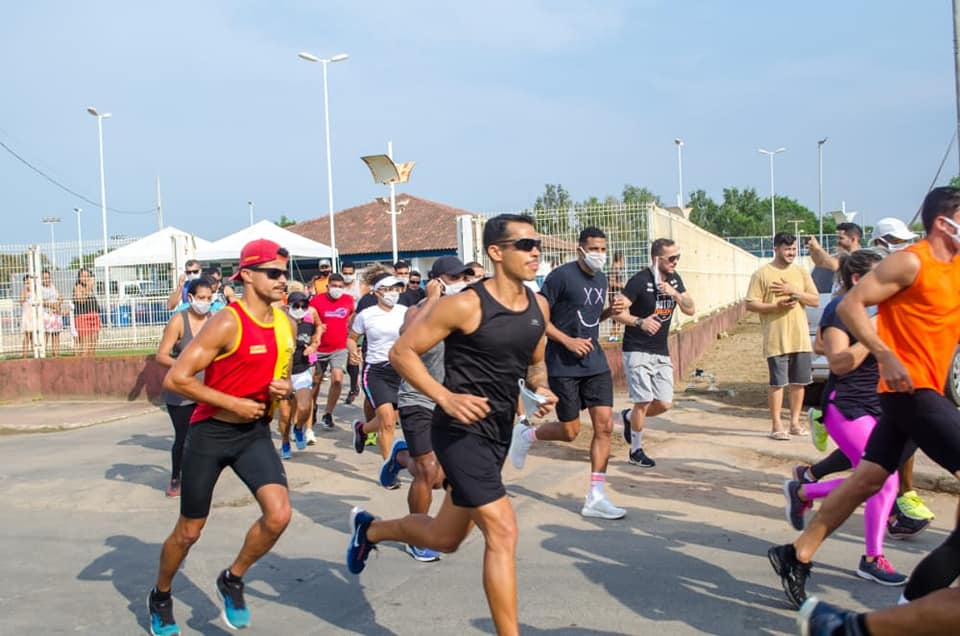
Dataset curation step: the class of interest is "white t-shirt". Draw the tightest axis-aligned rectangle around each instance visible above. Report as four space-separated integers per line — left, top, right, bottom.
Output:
352 304 407 364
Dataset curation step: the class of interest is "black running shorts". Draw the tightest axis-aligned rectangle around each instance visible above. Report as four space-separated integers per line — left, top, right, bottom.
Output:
549 372 614 423
180 417 288 519
863 391 960 475
362 362 401 409
432 425 508 508
399 405 435 458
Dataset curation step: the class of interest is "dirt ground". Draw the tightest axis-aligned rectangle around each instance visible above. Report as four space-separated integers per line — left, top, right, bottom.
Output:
680 312 773 409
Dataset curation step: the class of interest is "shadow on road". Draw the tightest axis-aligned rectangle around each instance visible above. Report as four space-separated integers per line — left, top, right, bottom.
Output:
116 432 173 452
105 463 169 492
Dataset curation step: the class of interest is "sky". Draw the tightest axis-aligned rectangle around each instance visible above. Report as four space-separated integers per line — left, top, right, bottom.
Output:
0 1 957 245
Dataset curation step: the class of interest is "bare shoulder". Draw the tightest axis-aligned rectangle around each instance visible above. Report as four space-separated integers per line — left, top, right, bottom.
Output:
534 292 550 318
876 249 921 285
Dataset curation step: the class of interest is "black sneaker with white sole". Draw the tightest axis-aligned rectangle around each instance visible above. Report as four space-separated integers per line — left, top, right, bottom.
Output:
621 408 632 444
628 447 655 467
767 543 811 609
887 510 930 539
321 413 335 430
352 420 365 454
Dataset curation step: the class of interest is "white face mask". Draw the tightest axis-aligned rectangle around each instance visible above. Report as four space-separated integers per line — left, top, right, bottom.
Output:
579 248 607 272
941 216 960 245
342 274 355 284
328 287 345 300
441 279 467 295
289 308 307 320
381 291 400 307
189 298 211 315
185 272 201 281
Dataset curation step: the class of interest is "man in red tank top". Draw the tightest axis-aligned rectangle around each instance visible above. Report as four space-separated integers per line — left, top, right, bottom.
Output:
769 187 960 613
147 239 296 635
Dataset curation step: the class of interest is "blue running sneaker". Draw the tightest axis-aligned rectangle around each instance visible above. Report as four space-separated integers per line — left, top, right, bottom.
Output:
379 439 408 488
293 427 306 451
280 441 292 460
147 588 180 636
405 544 441 562
216 569 251 630
797 596 858 636
347 506 377 574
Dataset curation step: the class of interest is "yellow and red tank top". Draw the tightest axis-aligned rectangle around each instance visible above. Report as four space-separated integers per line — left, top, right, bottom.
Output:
191 301 294 423
877 240 960 394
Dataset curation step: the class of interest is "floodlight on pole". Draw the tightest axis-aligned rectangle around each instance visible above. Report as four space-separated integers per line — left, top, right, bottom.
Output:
248 200 254 227
674 138 685 208
299 50 349 270
88 106 112 326
42 216 62 269
73 208 83 268
362 142 416 264
758 147 786 244
817 137 828 244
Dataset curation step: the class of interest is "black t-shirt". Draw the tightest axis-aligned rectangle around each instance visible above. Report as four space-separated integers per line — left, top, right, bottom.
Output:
621 268 686 356
292 319 317 374
539 261 609 377
400 287 426 306
818 294 880 419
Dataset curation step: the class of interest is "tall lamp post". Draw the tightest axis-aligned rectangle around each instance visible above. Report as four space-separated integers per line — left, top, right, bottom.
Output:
674 138 685 208
817 137 828 244
298 50 349 270
758 147 786 246
87 106 112 327
248 200 254 227
73 208 83 268
42 216 61 269
361 142 416 264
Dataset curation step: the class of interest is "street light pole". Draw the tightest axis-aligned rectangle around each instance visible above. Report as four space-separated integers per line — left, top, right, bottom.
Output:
758 147 786 245
74 208 82 268
388 141 399 264
87 106 112 327
248 200 254 227
42 217 61 269
817 138 828 244
674 138 685 208
298 51 349 270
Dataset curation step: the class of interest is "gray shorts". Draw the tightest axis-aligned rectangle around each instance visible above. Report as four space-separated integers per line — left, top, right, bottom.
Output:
766 352 812 387
623 351 674 404
315 349 348 374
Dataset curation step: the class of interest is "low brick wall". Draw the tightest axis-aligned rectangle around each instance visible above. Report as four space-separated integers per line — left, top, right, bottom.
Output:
0 301 746 402
605 301 747 390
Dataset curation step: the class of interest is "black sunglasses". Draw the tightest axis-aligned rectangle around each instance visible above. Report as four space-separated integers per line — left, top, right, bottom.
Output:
659 254 681 264
245 266 287 280
186 269 201 274
496 238 542 252
290 302 309 310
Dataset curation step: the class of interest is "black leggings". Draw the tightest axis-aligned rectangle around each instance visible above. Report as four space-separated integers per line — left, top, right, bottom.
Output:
347 362 360 393
810 448 852 480
904 525 960 601
166 403 195 479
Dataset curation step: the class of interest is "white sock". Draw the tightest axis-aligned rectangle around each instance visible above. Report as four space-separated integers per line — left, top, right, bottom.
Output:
590 473 605 499
631 430 643 452
522 427 538 443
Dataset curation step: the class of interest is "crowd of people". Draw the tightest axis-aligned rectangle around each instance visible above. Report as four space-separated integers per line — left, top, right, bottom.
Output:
90 197 954 636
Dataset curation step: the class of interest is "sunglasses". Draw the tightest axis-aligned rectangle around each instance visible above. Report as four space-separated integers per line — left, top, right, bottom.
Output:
659 254 681 264
245 266 287 280
186 269 201 274
290 302 309 310
496 238 542 252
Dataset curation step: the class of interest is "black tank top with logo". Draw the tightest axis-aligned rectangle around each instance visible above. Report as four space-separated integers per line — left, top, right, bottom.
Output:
292 318 317 374
434 281 545 444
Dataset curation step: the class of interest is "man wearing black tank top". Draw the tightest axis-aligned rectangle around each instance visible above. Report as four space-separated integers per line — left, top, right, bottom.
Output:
346 214 557 636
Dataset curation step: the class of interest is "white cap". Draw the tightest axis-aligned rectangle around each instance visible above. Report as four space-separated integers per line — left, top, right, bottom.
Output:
871 217 917 243
373 275 404 291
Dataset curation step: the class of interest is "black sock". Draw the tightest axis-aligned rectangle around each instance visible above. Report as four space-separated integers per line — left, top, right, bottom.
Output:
224 568 242 583
152 587 171 602
854 613 869 635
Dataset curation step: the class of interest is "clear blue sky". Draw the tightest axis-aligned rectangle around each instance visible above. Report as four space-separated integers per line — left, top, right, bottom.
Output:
1 1 956 244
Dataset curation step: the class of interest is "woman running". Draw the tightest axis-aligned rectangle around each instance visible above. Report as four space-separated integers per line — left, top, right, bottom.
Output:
782 248 906 586
276 290 320 459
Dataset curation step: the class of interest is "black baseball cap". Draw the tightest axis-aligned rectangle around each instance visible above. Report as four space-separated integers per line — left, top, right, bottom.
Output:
429 256 474 279
287 291 308 305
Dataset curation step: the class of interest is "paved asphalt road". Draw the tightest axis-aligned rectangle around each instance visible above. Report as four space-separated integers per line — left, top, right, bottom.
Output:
0 397 955 635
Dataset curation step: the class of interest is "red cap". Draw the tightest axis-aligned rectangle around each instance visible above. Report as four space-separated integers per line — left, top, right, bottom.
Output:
229 239 288 280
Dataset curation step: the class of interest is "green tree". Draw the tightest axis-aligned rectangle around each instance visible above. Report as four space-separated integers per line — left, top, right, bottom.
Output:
532 184 572 236
276 214 297 228
949 175 960 188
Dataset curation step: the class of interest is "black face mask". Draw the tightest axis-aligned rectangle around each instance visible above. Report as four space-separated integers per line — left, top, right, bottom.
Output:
318 270 331 278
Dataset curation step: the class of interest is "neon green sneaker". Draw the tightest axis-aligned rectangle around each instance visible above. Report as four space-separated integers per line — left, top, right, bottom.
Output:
896 490 935 521
808 408 828 452
364 432 378 447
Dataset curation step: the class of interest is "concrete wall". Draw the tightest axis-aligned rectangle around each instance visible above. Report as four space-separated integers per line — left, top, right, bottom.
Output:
0 301 746 402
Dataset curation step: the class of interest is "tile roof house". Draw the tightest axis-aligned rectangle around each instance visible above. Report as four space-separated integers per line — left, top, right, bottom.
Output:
288 194 471 265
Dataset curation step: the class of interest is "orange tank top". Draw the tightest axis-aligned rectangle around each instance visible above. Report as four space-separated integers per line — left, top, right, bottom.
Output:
877 240 960 394
191 302 294 423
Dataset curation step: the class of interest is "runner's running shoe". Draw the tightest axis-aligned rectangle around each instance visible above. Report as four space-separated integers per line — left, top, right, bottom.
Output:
797 596 858 636
165 478 181 498
856 555 907 586
628 448 655 468
621 408 632 444
783 480 810 531
293 426 306 450
379 439 407 488
305 427 317 446
280 441 292 460
767 543 811 609
793 464 817 485
216 569 251 630
581 494 626 520
321 413 335 430
887 511 930 539
347 507 377 574
808 408 828 452
345 389 359 405
147 589 180 636
896 490 934 520
352 421 365 454
365 432 378 447
405 544 441 562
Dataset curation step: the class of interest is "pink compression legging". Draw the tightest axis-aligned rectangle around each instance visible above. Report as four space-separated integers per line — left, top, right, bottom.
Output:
802 402 899 557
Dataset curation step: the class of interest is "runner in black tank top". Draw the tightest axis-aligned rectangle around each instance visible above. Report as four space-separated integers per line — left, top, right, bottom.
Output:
345 214 557 636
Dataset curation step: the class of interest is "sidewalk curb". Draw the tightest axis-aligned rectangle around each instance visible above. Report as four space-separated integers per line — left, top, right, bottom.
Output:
0 404 162 434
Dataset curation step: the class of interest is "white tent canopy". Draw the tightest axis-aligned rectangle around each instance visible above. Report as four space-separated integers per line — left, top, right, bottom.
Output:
94 226 212 268
196 220 334 261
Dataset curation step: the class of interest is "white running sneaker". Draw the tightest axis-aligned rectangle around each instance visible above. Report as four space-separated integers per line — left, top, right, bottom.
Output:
581 495 626 520
305 427 317 446
508 422 533 470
